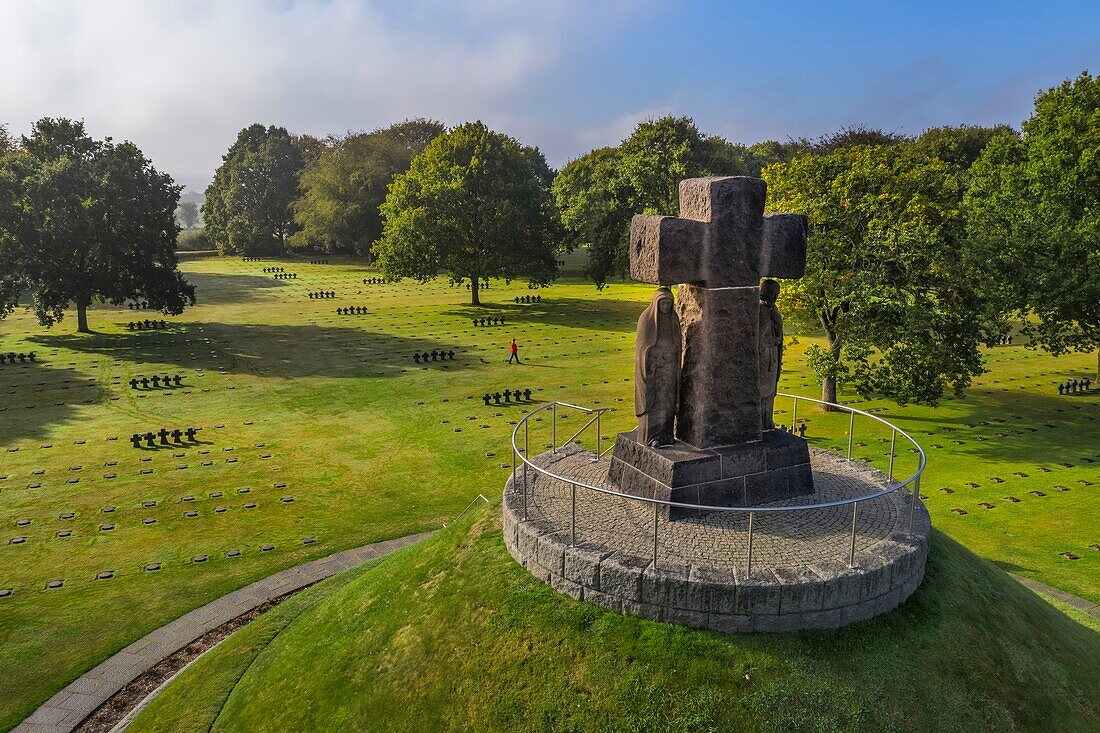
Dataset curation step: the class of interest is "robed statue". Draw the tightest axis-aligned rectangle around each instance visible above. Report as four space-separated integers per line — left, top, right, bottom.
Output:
758 279 783 430
635 287 682 447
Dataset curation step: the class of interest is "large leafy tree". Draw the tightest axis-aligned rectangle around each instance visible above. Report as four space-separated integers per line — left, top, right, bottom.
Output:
376 121 560 305
966 71 1100 377
291 119 444 256
764 144 985 406
203 124 307 255
554 116 759 285
0 124 21 319
5 118 193 332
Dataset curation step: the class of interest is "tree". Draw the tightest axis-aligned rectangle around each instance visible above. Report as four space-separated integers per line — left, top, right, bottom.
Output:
202 124 307 255
291 119 444 255
553 147 633 284
914 124 1018 170
6 118 194 332
376 121 560 305
966 71 1100 377
176 200 199 229
0 125 21 319
764 144 985 406
554 116 758 286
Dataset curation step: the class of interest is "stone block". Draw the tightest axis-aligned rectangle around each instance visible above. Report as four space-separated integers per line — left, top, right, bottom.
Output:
550 573 583 601
622 598 663 623
629 214 708 286
689 565 738 614
761 213 808 279
839 600 876 627
762 430 812 470
599 554 649 602
661 606 710 630
715 442 768 476
581 588 623 614
732 569 781 615
679 176 766 285
812 560 863 610
858 556 893 603
773 567 824 614
564 542 614 589
798 607 843 630
676 284 762 448
640 562 695 610
872 586 902 615
536 532 568 575
745 469 788 504
709 612 753 634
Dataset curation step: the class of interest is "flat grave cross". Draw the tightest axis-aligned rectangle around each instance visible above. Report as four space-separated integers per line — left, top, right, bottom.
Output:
629 176 807 448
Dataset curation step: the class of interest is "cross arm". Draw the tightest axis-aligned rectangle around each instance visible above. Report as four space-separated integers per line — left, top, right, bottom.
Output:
629 214 708 286
761 213 808 280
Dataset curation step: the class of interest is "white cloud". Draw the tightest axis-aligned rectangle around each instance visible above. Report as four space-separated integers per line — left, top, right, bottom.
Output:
571 105 673 155
0 0 619 189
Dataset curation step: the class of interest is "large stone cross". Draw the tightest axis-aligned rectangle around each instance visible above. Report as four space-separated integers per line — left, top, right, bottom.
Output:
630 176 807 449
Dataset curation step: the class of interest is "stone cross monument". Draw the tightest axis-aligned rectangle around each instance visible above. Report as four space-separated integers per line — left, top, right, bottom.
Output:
609 176 815 517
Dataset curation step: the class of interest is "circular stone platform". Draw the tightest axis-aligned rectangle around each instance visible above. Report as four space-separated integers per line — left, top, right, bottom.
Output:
503 444 930 633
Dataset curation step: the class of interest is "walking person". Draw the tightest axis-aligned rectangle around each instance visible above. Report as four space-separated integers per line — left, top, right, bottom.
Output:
508 338 521 364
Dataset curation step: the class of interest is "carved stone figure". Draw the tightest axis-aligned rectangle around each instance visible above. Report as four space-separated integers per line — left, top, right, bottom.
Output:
635 287 681 447
758 279 783 430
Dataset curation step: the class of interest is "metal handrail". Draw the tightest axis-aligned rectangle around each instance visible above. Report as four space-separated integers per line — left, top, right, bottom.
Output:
508 394 927 571
443 493 491 527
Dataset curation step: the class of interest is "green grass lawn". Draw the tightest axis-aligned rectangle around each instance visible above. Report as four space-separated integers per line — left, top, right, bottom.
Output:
128 505 1100 733
0 253 1097 729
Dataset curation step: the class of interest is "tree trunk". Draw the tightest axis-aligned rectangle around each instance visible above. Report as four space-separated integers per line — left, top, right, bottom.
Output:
821 328 841 410
1096 348 1099 381
470 276 480 306
76 298 90 333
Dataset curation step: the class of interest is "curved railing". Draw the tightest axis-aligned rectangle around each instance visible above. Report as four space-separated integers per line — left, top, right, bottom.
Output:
508 393 927 571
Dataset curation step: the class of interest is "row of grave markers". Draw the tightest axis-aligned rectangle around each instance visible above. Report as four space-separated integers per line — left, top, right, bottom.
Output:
130 427 201 448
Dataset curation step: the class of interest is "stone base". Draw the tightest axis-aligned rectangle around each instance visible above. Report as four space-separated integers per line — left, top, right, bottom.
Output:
608 429 814 519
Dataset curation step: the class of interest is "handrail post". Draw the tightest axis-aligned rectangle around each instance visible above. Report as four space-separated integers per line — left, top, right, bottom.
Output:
570 482 577 546
909 474 920 536
595 410 601 458
888 429 897 480
746 511 754 577
522 420 529 521
847 410 855 459
791 395 798 432
552 403 557 452
652 503 659 570
511 441 517 494
849 503 858 568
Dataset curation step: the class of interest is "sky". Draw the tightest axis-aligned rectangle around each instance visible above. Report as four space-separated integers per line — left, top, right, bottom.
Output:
2 0 1098 192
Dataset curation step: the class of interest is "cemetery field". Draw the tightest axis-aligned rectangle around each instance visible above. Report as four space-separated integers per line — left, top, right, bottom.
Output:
0 254 1098 729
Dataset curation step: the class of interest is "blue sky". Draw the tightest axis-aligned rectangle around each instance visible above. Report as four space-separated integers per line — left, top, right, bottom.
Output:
2 0 1097 190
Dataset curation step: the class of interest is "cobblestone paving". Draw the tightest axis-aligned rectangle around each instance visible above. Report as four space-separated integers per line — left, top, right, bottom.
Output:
516 446 914 572
15 532 433 733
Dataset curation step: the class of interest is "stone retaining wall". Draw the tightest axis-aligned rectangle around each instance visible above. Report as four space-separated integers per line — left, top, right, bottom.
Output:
502 468 929 633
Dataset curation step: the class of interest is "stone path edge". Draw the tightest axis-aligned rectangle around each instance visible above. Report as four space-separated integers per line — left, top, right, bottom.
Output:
1009 573 1100 620
14 531 435 733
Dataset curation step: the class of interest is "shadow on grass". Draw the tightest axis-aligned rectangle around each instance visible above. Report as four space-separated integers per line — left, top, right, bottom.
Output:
30 323 476 380
0 359 108 447
173 272 292 305
439 296 642 334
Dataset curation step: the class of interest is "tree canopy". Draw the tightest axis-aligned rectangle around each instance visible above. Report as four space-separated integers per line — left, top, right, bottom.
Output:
553 116 759 286
375 121 560 305
966 71 1100 376
202 124 308 255
764 143 986 405
2 118 193 332
291 119 444 255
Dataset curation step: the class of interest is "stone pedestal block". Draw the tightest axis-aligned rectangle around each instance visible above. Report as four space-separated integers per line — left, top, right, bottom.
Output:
608 429 814 520
676 284 762 448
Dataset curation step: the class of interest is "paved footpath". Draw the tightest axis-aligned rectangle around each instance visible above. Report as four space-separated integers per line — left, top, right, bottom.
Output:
15 532 434 733
1010 573 1100 620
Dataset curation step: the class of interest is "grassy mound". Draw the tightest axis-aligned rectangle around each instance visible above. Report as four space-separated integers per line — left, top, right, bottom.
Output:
130 504 1099 733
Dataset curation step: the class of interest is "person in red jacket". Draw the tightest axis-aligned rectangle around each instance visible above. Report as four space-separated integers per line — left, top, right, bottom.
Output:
508 338 521 364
